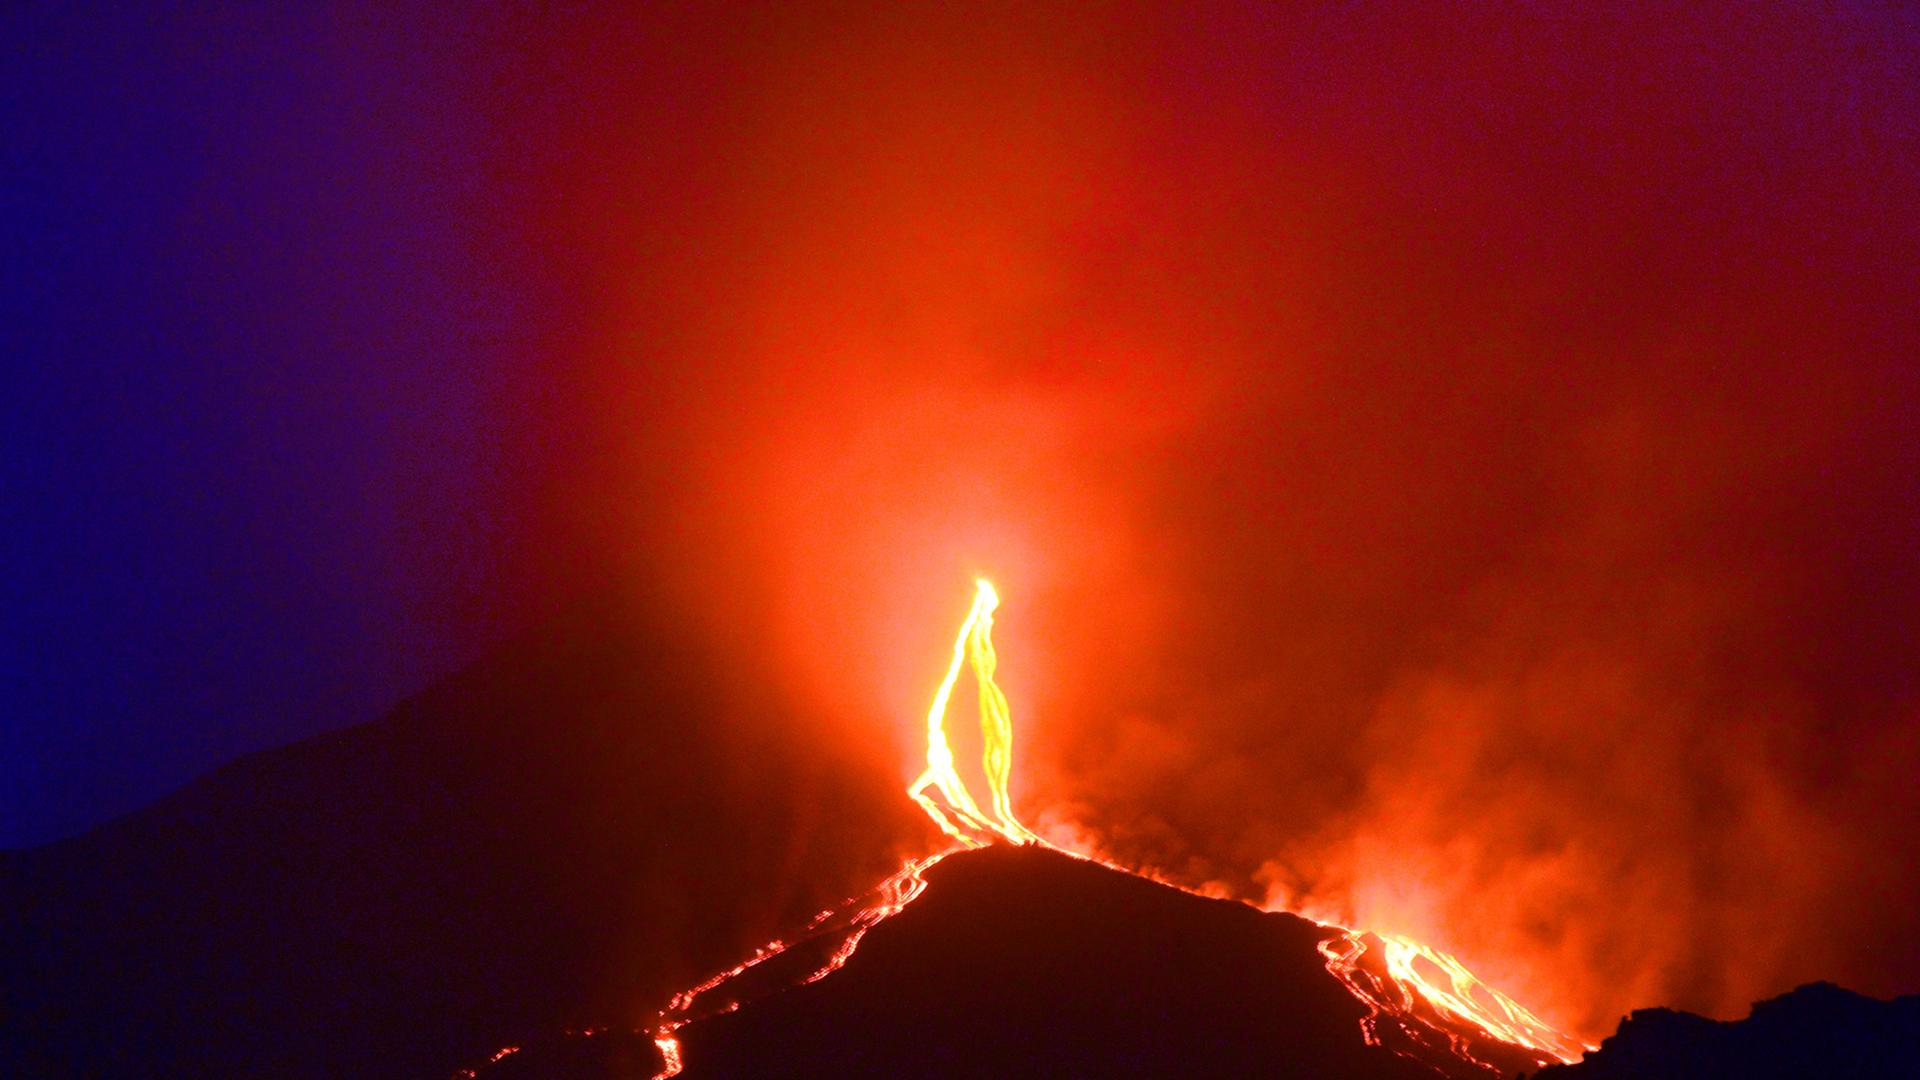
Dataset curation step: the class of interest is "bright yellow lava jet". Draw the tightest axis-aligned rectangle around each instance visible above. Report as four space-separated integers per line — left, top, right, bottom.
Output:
906 578 1040 846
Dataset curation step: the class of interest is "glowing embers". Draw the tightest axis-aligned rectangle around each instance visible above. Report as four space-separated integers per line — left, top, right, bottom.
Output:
907 578 1040 846
1316 926 1587 1072
452 1044 520 1078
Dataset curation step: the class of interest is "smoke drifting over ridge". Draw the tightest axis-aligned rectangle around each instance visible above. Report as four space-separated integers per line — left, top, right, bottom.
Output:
481 5 1920 1039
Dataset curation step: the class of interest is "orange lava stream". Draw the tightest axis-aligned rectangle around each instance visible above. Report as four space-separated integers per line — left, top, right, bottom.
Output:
1314 927 1589 1071
1377 932 1588 1063
618 579 1585 1079
648 850 951 1079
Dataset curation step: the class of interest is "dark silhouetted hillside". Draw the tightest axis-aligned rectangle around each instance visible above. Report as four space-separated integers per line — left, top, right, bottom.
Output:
484 844 1551 1080
1535 981 1920 1080
1 591 925 1079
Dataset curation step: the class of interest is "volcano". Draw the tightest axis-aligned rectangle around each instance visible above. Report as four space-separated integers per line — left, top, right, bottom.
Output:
541 841 1551 1079
465 874 1920 1079
7 583 1918 1079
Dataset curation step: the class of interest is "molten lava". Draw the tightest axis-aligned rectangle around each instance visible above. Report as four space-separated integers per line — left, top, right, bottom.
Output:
636 579 1587 1079
1316 929 1590 1069
908 578 1040 847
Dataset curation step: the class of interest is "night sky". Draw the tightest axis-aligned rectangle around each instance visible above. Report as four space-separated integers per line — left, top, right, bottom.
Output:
6 2 1920 1040
5 7 539 843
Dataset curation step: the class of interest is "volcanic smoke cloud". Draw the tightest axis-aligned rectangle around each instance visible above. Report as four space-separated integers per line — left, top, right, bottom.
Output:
476 5 1920 1039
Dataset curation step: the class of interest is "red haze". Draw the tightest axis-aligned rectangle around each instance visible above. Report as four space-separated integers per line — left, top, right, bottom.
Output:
479 4 1920 1039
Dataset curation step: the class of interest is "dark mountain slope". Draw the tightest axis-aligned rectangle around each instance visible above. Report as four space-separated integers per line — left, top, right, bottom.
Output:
469 845 1920 1080
1 593 925 1079
1536 981 1920 1080
487 844 1549 1080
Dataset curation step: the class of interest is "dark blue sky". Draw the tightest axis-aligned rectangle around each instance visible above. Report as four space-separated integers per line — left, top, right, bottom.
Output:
1 7 548 844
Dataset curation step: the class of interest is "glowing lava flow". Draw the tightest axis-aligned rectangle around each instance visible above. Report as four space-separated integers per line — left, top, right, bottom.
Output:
647 851 949 1079
626 578 1585 1080
1376 932 1588 1064
1315 928 1588 1070
646 579 1025 1078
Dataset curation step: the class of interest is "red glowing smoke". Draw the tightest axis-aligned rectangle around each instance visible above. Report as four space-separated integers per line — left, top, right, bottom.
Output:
472 4 1920 1039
